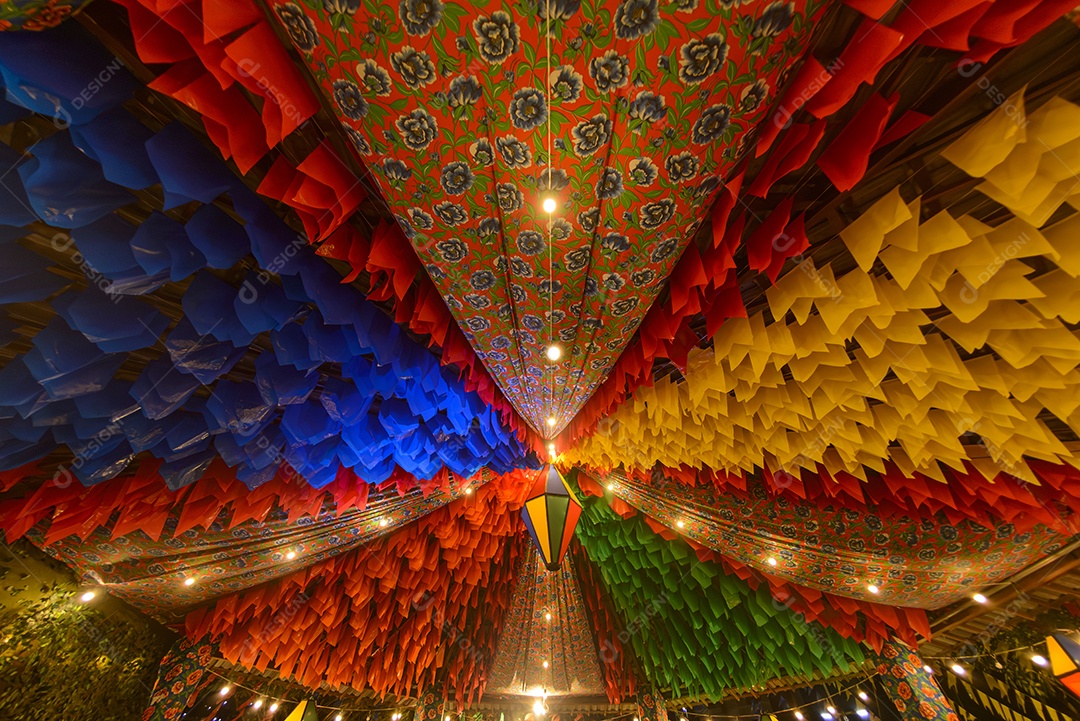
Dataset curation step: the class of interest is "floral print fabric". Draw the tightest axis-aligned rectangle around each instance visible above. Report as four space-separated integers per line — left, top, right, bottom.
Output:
872 642 959 721
0 0 89 31
270 0 829 432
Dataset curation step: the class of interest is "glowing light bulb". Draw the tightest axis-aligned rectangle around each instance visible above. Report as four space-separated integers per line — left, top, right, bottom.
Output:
795 714 804 721
858 691 868 701
220 686 230 695
444 715 451 721
676 520 685 529
826 707 835 715
1032 654 1048 667
542 197 557 213
184 577 195 586
464 487 473 495
856 711 869 719
533 700 546 716
950 663 966 676
545 612 552 621
286 551 296 560
542 660 549 669
867 584 879 594
546 417 557 427
379 518 389 527
80 591 96 602
972 593 987 604
924 665 933 674
546 345 561 361
606 483 614 491
270 703 279 712
254 700 264 709
336 715 344 721
767 557 778 567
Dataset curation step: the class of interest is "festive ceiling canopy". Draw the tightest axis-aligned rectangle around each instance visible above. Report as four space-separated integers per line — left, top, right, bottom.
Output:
2 0 1080 718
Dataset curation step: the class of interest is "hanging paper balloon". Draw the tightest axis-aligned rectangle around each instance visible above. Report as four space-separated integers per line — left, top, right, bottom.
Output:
1047 633 1080 696
521 465 582 571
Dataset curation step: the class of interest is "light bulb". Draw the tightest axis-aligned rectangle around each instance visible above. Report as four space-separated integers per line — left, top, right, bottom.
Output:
950 663 966 676
606 483 614 490
546 416 557 427
924 665 933 674
270 703 279 712
444 715 451 721
820 714 833 721
80 591 96 602
336 715 343 721
676 520 685 528
867 584 879 594
184 577 195 586
542 197 556 213
533 700 546 716
219 686 230 695
795 714 804 721
858 691 868 701
379 517 389 527
1032 654 1048 667
856 711 869 719
254 700 264 709
286 551 296 560
826 707 835 715
546 345 561 361
972 593 987 604
464 487 473 495
767 557 778 567
545 612 552 621
542 660 549 668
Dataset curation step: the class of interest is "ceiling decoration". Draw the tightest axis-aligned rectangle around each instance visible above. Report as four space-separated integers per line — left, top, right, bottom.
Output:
566 91 1080 484
185 475 532 704
588 469 1066 609
268 0 830 433
10 462 496 616
521 464 583 571
572 493 867 699
487 543 605 697
107 0 537 445
0 23 530 492
561 0 1079 445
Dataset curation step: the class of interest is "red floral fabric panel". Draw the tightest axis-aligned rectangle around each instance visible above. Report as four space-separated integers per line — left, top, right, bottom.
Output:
269 0 829 431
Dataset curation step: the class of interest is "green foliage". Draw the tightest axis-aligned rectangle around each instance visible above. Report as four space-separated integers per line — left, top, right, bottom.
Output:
0 586 173 720
573 496 866 700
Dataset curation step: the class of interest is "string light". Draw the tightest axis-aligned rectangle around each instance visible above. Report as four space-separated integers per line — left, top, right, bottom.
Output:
533 700 546 716
80 590 96 602
676 520 685 529
542 197 556 214
950 663 966 676
219 686 230 695
546 345 561 361
253 700 264 709
286 551 296 560
336 715 344 721
542 660 549 669
825 707 835 715
546 417 556 427
270 703 279 712
184 577 195 586
767 557 778 567
972 593 988 604
855 710 869 719
545 612 552 621
1032 654 1049 667
464 487 473 495
866 584 880 594
379 518 389 528
857 691 868 701
924 665 934 674
606 483 615 490
795 713 804 720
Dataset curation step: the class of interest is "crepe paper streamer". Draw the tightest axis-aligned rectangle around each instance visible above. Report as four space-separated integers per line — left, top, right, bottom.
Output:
487 544 607 697
1047 633 1080 696
804 20 905 119
184 477 530 706
573 496 866 700
816 92 899 192
595 468 1063 610
746 120 827 198
569 97 1080 490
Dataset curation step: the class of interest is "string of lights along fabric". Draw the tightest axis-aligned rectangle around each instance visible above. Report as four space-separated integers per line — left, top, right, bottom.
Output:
3 1 1080 721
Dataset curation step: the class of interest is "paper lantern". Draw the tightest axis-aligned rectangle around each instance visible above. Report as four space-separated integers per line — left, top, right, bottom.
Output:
284 700 320 721
521 465 582 570
1046 633 1080 696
